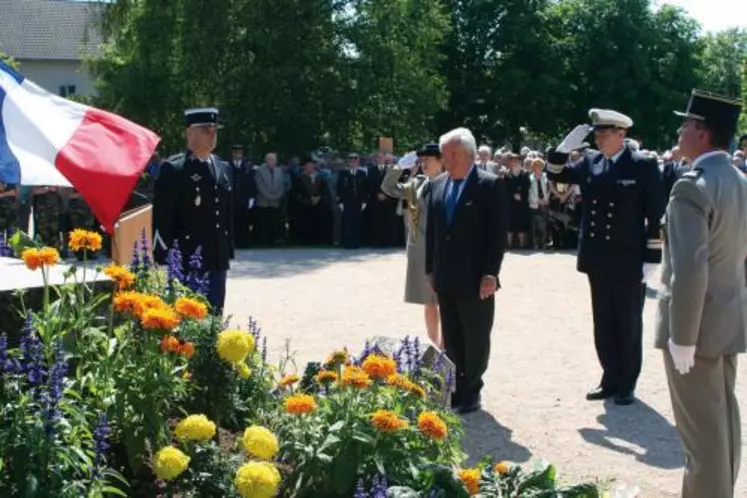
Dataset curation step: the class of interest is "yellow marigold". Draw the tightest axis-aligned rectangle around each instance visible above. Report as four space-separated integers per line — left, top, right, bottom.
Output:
235 461 281 498
279 374 300 388
407 383 427 399
174 414 216 442
494 461 511 475
242 425 279 460
235 362 252 379
285 394 317 415
362 354 397 379
417 411 448 440
113 291 144 315
371 410 409 433
138 294 170 315
458 468 481 495
182 370 192 380
175 297 208 320
315 370 338 385
216 329 255 364
68 229 102 252
153 446 190 481
103 264 136 290
386 373 411 390
340 366 372 389
325 349 350 366
140 307 181 332
22 247 59 270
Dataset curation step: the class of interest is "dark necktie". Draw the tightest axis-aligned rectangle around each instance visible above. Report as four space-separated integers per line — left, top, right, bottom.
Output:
537 178 544 200
445 179 463 225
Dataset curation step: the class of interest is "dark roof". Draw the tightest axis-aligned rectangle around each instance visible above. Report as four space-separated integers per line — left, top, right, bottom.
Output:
0 0 103 61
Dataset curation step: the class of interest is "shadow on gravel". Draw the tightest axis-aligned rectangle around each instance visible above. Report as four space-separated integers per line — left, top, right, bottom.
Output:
460 410 533 466
228 248 400 279
578 399 682 469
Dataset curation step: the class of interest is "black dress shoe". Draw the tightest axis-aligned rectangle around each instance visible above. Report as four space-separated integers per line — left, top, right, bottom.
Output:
614 392 635 406
457 395 482 415
586 387 615 401
450 392 463 410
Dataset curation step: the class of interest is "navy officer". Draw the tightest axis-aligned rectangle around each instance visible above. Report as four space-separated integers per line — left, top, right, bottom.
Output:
153 107 234 313
546 109 665 406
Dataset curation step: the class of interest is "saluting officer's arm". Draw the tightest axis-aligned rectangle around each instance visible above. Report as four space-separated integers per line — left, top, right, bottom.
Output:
667 178 710 347
153 161 179 257
641 158 666 263
545 150 583 184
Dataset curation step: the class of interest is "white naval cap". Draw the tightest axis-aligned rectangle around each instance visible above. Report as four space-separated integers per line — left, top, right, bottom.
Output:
588 108 634 130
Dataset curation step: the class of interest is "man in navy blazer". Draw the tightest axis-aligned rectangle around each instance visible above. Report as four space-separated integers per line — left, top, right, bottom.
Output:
425 127 508 414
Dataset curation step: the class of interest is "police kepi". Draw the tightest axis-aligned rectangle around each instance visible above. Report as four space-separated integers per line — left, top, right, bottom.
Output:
547 108 665 406
153 107 234 313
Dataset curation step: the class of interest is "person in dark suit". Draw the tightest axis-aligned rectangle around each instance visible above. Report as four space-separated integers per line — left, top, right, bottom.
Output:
662 145 688 200
425 127 508 414
546 109 665 406
291 157 332 245
367 152 399 247
153 107 234 313
228 145 256 248
337 153 369 249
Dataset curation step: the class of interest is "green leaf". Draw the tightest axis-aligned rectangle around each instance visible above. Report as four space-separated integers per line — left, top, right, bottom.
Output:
332 443 359 494
102 486 128 497
328 420 345 433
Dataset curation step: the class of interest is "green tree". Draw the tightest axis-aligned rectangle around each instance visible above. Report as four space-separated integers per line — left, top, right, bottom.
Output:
697 28 747 99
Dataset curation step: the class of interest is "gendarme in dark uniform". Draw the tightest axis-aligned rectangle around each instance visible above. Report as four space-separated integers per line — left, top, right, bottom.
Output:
153 107 234 312
547 108 665 406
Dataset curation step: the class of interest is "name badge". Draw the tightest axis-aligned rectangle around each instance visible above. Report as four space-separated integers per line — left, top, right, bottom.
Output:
618 179 636 186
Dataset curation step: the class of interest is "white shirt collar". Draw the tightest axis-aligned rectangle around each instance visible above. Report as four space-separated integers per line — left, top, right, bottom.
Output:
692 150 729 170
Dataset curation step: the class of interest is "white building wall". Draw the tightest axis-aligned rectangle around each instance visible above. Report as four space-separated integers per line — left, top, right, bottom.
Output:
15 59 96 97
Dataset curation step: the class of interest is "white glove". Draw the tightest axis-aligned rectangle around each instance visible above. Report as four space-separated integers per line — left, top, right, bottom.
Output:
642 263 658 282
361 203 367 211
557 124 593 153
338 203 344 212
397 151 418 170
668 339 696 375
248 198 255 209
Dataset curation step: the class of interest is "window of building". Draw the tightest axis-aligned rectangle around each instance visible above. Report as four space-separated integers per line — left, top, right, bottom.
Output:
58 85 76 97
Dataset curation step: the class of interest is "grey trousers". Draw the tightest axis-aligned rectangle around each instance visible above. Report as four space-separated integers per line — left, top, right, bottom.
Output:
664 352 741 498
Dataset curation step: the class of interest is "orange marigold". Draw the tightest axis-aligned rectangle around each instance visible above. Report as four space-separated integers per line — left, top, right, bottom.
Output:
141 307 181 332
361 354 397 379
371 410 409 433
417 411 448 440
103 264 136 290
315 370 338 385
494 461 511 475
386 373 411 390
340 366 372 389
175 297 208 320
22 248 42 271
68 229 102 252
22 247 59 270
138 295 169 315
325 349 350 367
113 291 144 315
458 468 480 495
284 394 317 415
407 383 427 399
38 247 60 266
160 335 180 353
180 341 196 359
279 374 300 388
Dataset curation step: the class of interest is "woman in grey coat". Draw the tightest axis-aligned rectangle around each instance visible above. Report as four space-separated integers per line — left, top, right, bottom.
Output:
381 144 444 349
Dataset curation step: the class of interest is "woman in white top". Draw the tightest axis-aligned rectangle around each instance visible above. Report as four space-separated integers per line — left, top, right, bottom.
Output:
381 144 444 349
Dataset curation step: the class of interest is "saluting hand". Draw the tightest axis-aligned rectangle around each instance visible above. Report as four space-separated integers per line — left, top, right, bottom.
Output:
479 276 497 299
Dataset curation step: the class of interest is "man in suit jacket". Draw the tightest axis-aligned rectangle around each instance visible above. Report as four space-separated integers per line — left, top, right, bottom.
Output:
254 152 286 246
546 109 665 406
425 127 508 414
153 107 234 313
337 152 369 249
662 145 689 200
229 144 257 248
655 90 746 498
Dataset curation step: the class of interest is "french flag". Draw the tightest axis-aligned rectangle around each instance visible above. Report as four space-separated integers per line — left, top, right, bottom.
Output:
0 60 160 233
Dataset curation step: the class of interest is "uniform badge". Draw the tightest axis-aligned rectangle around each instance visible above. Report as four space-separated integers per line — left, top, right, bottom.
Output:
195 195 201 207
591 162 604 176
191 174 202 182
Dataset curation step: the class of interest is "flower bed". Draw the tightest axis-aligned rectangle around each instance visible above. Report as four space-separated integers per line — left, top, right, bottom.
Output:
0 230 621 497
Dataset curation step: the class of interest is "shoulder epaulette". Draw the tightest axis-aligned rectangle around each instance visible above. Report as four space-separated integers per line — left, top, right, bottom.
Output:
682 168 703 179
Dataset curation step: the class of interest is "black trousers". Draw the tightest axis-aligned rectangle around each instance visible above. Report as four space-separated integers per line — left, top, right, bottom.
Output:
234 207 251 248
587 272 644 395
437 292 495 402
341 203 362 249
254 207 282 246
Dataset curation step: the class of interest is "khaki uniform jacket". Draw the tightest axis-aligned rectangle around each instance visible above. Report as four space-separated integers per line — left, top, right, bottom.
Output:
655 151 747 357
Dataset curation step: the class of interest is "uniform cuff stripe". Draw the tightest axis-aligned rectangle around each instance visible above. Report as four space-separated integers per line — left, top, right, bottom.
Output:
547 163 564 174
647 239 663 249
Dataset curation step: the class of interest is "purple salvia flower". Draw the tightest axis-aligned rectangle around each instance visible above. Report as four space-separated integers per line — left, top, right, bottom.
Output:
21 316 46 395
261 337 267 364
1 334 20 375
130 240 141 273
371 474 387 497
434 350 445 373
354 478 368 498
43 341 67 437
139 228 151 271
92 413 110 474
401 336 411 372
165 240 184 294
0 232 13 257
393 346 403 373
185 246 209 296
444 369 453 393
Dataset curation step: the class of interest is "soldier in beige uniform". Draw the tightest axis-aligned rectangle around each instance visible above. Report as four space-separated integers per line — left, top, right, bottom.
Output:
655 90 746 498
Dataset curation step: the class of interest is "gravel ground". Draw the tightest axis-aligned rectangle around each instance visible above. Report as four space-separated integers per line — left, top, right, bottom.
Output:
224 248 747 497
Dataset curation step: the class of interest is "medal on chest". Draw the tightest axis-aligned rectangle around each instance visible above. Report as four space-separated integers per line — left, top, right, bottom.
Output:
194 186 201 207
591 162 604 176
